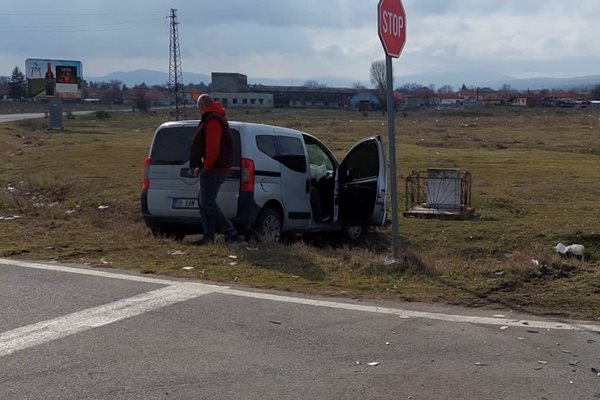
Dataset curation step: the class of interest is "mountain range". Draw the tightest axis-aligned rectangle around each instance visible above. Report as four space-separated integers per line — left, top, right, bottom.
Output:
87 69 600 92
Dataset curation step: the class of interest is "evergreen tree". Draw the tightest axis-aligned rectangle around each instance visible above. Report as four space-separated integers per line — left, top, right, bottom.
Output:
9 66 26 99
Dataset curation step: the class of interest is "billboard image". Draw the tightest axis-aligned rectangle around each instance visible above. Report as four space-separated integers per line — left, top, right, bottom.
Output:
26 59 83 99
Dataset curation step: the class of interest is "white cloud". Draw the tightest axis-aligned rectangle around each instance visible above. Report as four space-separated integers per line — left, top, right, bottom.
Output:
1 0 600 84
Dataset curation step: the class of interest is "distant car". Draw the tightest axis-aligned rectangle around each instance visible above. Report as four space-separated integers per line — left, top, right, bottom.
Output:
558 98 576 108
141 120 387 242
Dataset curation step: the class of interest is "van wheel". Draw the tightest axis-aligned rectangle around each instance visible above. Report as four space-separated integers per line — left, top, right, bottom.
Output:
343 226 364 241
255 208 282 243
152 228 185 241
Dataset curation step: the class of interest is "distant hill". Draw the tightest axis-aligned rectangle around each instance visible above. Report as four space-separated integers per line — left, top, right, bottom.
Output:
396 70 600 91
87 69 211 87
87 69 600 91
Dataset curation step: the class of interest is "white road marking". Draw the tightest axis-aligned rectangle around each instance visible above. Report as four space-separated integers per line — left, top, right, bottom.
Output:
0 284 215 357
221 288 600 332
2 257 599 357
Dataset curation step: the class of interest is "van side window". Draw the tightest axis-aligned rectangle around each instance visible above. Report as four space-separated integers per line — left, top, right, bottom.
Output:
256 135 277 158
275 136 307 173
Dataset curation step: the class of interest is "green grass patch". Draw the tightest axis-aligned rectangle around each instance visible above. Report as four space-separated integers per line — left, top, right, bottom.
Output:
1 107 599 320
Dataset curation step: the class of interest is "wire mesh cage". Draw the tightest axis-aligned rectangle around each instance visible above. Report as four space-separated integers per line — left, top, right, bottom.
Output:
404 168 474 219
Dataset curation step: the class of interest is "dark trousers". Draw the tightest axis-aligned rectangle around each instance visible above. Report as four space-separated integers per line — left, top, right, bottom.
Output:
198 170 237 240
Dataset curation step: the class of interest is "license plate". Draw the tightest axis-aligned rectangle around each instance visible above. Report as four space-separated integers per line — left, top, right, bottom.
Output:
172 198 198 209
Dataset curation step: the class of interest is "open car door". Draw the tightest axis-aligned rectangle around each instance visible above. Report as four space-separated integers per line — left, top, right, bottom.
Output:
337 136 387 226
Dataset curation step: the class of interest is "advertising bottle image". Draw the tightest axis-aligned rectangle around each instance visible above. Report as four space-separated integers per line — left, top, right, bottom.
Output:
45 62 55 96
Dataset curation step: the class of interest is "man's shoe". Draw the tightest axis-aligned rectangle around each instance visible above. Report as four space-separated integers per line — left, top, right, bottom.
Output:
193 237 214 245
225 234 240 243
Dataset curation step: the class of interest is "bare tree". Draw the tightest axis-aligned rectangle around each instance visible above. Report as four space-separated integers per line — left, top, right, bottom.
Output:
437 84 454 94
303 80 326 88
370 60 386 109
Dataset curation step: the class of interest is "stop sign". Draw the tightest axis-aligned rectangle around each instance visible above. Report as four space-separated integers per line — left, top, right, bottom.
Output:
378 0 406 58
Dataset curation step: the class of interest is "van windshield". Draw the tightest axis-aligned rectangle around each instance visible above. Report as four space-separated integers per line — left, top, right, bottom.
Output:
151 126 240 166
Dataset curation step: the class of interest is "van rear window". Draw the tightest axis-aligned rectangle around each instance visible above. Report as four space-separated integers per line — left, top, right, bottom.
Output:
151 127 240 166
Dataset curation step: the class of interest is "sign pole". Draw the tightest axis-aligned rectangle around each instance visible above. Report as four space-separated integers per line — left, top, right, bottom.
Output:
385 55 400 257
378 0 406 259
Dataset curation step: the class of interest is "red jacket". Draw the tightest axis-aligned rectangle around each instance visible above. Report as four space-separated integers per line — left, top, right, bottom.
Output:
190 102 233 171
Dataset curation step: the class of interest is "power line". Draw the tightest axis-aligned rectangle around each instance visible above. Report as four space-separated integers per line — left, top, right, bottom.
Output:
0 11 164 16
0 17 165 32
0 17 167 33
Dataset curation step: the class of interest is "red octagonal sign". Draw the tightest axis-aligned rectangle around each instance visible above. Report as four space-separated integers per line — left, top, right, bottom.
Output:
378 0 406 58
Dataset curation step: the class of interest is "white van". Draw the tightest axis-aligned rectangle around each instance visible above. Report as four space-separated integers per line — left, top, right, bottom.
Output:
141 120 387 242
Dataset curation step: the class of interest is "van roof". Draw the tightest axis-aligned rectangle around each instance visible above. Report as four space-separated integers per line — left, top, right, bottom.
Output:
157 120 313 139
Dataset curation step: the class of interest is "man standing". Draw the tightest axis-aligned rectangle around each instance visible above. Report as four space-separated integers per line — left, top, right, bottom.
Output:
190 94 239 244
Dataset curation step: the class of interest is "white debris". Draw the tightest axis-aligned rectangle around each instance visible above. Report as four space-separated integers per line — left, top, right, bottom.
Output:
383 257 398 265
98 205 110 210
538 361 548 365
0 215 21 221
555 242 585 256
385 342 390 345
500 326 509 330
228 255 238 259
229 262 238 266
531 259 540 267
182 266 194 270
367 362 379 366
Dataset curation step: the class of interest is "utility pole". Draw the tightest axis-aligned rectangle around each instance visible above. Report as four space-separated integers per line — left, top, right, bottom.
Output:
168 8 186 120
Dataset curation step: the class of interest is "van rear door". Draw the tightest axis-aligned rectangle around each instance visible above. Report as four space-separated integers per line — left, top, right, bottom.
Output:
146 125 241 219
337 136 387 226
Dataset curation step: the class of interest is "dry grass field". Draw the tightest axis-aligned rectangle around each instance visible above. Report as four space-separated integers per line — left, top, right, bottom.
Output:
1 106 599 319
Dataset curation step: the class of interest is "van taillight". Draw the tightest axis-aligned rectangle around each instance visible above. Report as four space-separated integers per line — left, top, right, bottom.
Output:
142 156 152 189
241 158 255 192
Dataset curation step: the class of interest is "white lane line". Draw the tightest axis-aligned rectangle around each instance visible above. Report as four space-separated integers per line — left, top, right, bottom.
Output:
0 284 213 357
0 258 177 285
221 288 600 332
3 258 600 333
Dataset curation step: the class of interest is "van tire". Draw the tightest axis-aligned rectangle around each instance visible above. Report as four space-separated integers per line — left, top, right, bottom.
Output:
255 208 282 243
152 228 185 241
343 225 364 241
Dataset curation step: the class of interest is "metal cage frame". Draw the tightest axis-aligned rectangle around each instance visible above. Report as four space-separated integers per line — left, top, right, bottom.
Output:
404 169 473 219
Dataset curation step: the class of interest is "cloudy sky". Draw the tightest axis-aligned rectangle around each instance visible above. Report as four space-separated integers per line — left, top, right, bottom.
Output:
1 0 599 87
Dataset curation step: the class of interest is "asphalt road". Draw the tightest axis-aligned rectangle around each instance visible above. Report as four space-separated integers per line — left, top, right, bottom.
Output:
0 110 96 124
1 258 599 400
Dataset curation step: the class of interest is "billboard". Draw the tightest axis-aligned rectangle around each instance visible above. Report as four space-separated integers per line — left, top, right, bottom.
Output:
25 59 83 99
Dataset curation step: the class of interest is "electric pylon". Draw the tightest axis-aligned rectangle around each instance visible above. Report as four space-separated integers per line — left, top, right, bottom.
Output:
168 8 186 120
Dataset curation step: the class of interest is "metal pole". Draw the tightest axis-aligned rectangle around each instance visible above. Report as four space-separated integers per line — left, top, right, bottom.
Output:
385 55 400 257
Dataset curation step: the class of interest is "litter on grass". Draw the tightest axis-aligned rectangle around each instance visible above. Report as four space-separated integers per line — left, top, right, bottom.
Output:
555 243 585 257
0 215 21 221
182 267 194 271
